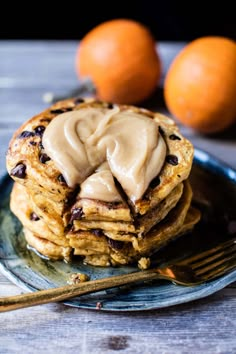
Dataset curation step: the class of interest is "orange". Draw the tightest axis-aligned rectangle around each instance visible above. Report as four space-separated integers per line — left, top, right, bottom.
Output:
76 18 161 104
164 36 236 134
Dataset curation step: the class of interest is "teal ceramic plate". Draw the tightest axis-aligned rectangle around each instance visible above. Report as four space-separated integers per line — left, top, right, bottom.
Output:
0 148 236 311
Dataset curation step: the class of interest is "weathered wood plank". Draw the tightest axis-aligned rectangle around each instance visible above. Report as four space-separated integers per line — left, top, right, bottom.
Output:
0 284 235 354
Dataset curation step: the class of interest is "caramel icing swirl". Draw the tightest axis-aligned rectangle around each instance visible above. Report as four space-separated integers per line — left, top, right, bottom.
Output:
43 106 166 202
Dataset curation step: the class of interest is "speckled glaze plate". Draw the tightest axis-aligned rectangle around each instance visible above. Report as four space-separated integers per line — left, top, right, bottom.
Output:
0 148 236 311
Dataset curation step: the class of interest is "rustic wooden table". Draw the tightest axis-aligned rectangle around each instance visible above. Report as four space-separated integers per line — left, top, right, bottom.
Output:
0 41 235 354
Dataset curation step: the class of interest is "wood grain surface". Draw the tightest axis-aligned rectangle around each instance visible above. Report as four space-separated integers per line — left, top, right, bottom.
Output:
0 41 235 354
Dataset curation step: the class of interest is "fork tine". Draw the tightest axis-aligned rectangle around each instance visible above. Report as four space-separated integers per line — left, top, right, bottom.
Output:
195 249 236 275
179 238 236 266
190 242 236 271
196 255 236 282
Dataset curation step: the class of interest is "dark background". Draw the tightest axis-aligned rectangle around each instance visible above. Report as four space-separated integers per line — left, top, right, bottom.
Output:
1 1 235 41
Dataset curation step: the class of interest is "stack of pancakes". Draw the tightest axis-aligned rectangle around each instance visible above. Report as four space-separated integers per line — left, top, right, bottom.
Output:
6 98 200 267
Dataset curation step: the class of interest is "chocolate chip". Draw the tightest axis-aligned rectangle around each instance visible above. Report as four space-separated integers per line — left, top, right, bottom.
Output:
40 118 51 123
107 201 121 209
17 131 35 139
39 142 44 150
30 212 40 221
34 126 45 137
143 194 150 201
108 238 124 250
74 97 85 104
107 103 114 109
169 134 181 141
50 108 66 114
159 126 165 135
51 107 74 114
92 229 104 237
39 153 51 164
10 163 26 179
150 176 161 189
58 174 67 185
70 208 84 222
166 155 179 166
29 141 37 146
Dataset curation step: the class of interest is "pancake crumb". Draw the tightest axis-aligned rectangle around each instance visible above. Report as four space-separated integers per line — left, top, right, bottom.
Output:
67 272 90 284
138 257 151 270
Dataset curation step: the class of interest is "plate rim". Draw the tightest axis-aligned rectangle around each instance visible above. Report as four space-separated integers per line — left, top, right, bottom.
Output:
0 147 236 311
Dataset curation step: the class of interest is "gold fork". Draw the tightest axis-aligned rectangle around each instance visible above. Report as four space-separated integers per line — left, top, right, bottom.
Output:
0 237 235 312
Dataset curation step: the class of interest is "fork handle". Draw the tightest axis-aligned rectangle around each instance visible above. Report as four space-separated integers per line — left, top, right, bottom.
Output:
0 269 164 312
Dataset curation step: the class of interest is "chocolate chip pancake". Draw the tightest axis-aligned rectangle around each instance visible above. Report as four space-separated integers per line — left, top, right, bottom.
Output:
11 181 200 266
10 182 70 248
6 97 200 267
72 182 184 235
71 205 200 267
6 98 193 216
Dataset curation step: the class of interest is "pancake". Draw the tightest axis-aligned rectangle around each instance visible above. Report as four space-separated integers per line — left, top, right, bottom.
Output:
132 181 200 254
72 182 183 235
24 228 71 261
102 180 197 248
10 182 70 247
11 177 200 268
71 198 132 222
6 98 193 218
67 181 201 266
23 201 200 267
6 97 200 268
68 205 200 267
